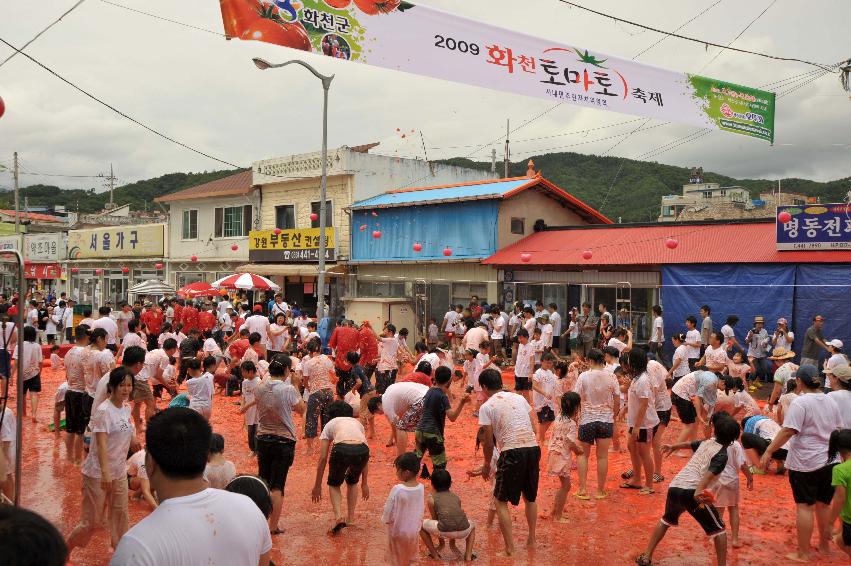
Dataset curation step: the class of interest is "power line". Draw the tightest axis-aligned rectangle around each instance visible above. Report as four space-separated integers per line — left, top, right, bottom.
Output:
697 0 777 73
631 0 725 60
0 0 88 69
553 0 839 71
98 0 230 38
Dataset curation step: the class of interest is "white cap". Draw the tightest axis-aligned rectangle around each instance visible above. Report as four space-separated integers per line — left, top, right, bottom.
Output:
827 339 843 349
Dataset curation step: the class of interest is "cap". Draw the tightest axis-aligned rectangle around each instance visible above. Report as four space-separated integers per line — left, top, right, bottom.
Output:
831 364 851 383
793 364 822 387
537 313 550 321
827 339 844 349
777 317 788 325
253 305 263 312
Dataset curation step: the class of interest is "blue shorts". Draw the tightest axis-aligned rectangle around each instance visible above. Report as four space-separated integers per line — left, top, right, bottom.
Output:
578 421 614 444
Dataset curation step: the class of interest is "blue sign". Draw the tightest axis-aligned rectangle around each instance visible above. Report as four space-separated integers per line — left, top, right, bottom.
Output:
776 203 851 251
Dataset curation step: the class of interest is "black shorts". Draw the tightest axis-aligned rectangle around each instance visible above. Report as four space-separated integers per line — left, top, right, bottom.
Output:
537 406 555 424
514 376 532 391
493 446 541 505
256 434 296 492
655 409 672 429
552 336 560 349
662 487 725 537
23 374 42 393
788 465 836 505
629 427 653 443
671 393 697 425
327 443 370 487
740 432 789 461
578 421 614 444
65 328 73 342
843 521 851 547
64 390 89 434
82 394 94 423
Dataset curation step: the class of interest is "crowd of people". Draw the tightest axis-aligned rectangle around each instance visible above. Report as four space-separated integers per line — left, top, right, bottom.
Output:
0 290 849 566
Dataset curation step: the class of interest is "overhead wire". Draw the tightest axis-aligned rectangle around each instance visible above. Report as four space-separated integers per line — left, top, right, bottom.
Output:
697 0 777 73
0 0 88 69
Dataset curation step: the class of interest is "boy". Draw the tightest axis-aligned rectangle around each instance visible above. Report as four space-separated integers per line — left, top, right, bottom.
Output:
514 329 534 404
382 452 425 566
311 400 370 534
420 469 475 562
531 328 544 371
532 354 558 443
239 361 260 455
538 313 553 354
50 345 63 369
52 381 68 437
635 416 741 566
415 366 470 478
427 319 439 351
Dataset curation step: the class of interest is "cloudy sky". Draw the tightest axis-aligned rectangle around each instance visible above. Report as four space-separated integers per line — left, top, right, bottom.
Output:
0 0 849 194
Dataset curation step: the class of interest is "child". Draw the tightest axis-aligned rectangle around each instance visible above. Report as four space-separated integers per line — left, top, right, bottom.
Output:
158 357 178 401
427 319 439 351
239 361 260 455
415 366 470 479
126 447 157 509
475 342 492 407
382 452 425 566
532 354 558 443
420 469 475 562
11 325 43 422
514 329 534 405
50 345 63 370
725 376 762 420
612 365 628 453
184 359 211 420
467 427 499 527
52 381 68 437
829 429 851 559
462 349 482 414
544 391 582 522
711 413 753 548
204 433 237 489
637 416 741 566
531 328 544 371
727 351 752 389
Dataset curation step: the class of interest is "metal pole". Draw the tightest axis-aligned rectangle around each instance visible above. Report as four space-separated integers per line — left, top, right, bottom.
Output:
317 80 330 320
13 152 19 235
0 250 26 506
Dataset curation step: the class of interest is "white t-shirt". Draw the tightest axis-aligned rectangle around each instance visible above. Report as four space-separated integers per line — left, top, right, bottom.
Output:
514 342 534 378
377 336 399 372
685 329 701 359
186 375 213 412
549 311 562 335
782 392 842 472
721 324 736 349
647 360 673 412
652 316 664 343
827 390 851 429
443 311 458 333
55 381 68 404
540 323 553 348
627 373 660 429
703 345 729 369
826 354 848 373
82 400 135 479
490 316 505 340
122 332 145 351
0 407 16 477
85 348 115 396
773 331 794 351
733 390 761 418
669 438 727 490
26 308 38 328
203 338 222 357
607 337 628 354
65 345 87 392
217 301 233 318
139 349 170 384
241 376 260 425
381 483 425 539
127 449 148 480
114 311 133 337
478 391 537 451
573 369 619 425
111 488 272 566
754 418 790 450
718 441 745 487
532 368 557 411
672 345 690 378
523 316 536 336
243 315 270 347
268 324 288 352
320 416 367 445
91 316 119 345
13 341 43 380
463 357 481 392
381 382 428 424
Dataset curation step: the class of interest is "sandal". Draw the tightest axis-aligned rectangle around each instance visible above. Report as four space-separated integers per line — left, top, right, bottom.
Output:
621 469 634 480
638 487 655 495
330 521 347 535
636 553 653 566
620 482 642 490
574 492 591 500
653 473 665 483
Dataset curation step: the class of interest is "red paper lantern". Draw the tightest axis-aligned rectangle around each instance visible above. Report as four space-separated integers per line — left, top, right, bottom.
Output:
372 230 382 239
359 224 367 231
273 228 282 235
121 266 129 274
0 96 5 120
95 268 103 275
777 211 792 224
71 267 79 274
190 255 198 262
310 213 318 222
443 247 453 257
581 250 593 260
155 263 163 270
231 244 239 251
412 243 423 252
665 238 679 250
520 252 532 263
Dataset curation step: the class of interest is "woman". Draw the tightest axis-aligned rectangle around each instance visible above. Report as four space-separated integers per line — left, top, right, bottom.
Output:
620 348 659 495
667 333 690 384
0 313 17 384
572 348 620 499
66 366 137 556
300 340 335 455
268 313 288 361
670 369 722 449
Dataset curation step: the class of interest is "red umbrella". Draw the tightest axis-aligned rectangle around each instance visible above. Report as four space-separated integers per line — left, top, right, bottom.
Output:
177 281 216 298
211 272 280 291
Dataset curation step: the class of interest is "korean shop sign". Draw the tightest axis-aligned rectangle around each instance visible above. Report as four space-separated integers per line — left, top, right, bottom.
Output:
249 228 336 262
67 224 166 259
220 1 775 142
777 204 851 250
24 233 65 261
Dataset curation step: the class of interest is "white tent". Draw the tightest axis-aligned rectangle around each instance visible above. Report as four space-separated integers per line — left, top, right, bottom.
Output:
128 279 175 297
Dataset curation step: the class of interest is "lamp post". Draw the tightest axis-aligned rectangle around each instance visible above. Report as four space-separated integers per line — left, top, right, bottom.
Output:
253 57 334 319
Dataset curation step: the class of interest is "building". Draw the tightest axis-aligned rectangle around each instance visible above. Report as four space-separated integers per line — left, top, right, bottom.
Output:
349 161 610 334
658 167 809 222
0 210 68 296
241 144 496 315
483 219 851 356
154 170 255 289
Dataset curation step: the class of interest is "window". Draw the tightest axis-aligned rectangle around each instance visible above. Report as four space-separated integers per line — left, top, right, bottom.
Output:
275 205 295 230
662 206 674 217
720 189 727 197
510 217 525 235
310 200 333 228
702 191 713 198
182 209 198 240
451 282 487 306
214 205 252 238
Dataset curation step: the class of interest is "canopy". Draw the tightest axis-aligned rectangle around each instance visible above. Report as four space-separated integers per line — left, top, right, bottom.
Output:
128 279 176 296
177 281 217 298
211 272 279 292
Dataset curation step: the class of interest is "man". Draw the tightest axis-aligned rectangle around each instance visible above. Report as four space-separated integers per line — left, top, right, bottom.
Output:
59 299 75 344
576 302 598 358
699 305 713 356
721 315 741 354
196 303 216 335
111 408 272 565
217 295 233 319
179 300 199 334
134 339 178 425
684 316 702 371
489 306 506 359
649 305 665 363
800 314 828 368
90 306 118 353
696 331 729 373
269 293 288 321
63 326 90 464
114 303 133 344
328 319 360 378
367 381 429 456
243 304 271 351
746 316 771 384
461 321 489 354
478 368 540 556
140 302 164 351
547 303 562 354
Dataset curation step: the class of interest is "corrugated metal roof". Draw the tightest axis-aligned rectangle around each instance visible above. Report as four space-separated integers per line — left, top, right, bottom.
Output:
351 178 532 208
0 209 64 223
484 221 851 266
154 170 252 203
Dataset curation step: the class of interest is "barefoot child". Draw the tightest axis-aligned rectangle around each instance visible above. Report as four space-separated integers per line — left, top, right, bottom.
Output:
204 433 237 489
545 391 582 521
311 400 370 534
50 344 63 369
420 469 475 561
126 447 157 509
382 452 424 566
532 354 558 443
52 381 68 437
239 361 259 455
415 366 470 479
11 326 43 422
711 413 753 548
829 429 851 559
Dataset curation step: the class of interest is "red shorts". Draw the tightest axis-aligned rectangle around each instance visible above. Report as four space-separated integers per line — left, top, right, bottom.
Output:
445 332 455 339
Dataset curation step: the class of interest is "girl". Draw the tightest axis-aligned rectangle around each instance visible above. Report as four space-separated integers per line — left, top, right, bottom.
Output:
667 333 690 384
301 340 335 455
621 348 659 495
66 366 136 556
202 330 223 362
710 412 754 548
204 433 237 489
462 348 482 415
240 360 260 455
382 452 424 566
727 351 752 389
45 305 58 345
828 429 851 559
544 391 582 522
11 325 42 422
185 358 213 420
573 348 620 499
726 376 762 421
268 313 288 361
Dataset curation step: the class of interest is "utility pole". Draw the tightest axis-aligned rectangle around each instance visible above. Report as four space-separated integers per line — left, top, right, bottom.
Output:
491 148 497 173
100 163 116 209
504 119 510 178
13 152 19 234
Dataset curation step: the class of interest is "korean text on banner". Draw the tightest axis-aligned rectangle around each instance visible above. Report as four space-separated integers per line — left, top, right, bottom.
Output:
220 0 775 142
777 204 851 251
67 224 166 259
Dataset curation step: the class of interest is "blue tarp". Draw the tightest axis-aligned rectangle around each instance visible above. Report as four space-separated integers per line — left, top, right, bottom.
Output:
661 264 796 358
792 264 851 364
351 201 499 261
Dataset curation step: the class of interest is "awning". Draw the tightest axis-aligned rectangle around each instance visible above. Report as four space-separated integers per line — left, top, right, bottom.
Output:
128 279 176 296
234 264 348 277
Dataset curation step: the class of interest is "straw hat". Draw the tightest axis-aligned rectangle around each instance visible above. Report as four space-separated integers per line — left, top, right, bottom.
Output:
831 364 851 383
754 315 765 324
768 347 795 360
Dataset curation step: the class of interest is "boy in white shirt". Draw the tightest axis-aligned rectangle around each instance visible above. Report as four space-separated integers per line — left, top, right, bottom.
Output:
514 329 534 405
530 328 544 370
538 313 553 353
532 354 558 443
11 325 43 422
382 452 424 566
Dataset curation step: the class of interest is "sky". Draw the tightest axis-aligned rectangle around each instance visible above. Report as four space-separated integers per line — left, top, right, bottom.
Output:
0 0 849 195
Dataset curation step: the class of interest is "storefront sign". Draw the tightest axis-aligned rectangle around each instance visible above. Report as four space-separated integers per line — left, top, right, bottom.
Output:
24 233 64 261
248 228 336 262
0 235 19 251
24 262 61 280
221 1 776 142
68 224 166 259
777 204 851 250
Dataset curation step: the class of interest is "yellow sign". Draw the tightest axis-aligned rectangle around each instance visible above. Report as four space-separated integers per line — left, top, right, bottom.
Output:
68 224 166 259
249 228 335 251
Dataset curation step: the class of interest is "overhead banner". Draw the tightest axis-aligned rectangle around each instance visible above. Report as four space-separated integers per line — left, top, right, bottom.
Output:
777 204 851 251
220 0 775 142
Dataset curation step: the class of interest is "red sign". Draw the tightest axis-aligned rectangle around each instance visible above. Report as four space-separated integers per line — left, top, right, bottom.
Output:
24 263 61 280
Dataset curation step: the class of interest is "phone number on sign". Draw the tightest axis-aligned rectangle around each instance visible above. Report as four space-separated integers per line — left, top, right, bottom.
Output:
434 34 480 55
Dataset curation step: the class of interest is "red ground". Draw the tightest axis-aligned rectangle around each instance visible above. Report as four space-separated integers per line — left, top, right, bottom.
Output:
13 365 842 565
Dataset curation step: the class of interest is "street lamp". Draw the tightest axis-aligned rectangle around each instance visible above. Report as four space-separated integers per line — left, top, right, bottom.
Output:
252 57 334 318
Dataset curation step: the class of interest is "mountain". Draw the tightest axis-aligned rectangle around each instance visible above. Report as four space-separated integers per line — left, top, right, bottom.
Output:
440 153 851 223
